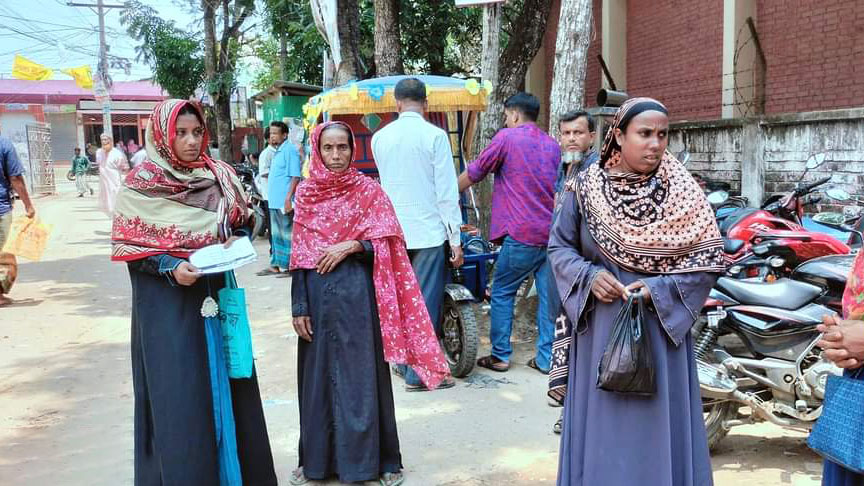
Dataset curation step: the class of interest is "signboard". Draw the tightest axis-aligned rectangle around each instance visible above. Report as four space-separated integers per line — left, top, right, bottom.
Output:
455 0 505 6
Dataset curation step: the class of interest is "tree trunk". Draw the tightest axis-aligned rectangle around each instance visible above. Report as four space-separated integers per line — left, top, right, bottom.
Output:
202 0 219 144
548 0 592 140
470 4 503 235
279 32 288 81
373 0 403 76
335 0 363 84
497 0 554 103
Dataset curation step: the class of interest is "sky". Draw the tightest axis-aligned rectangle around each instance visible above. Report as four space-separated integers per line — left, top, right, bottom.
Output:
0 0 262 87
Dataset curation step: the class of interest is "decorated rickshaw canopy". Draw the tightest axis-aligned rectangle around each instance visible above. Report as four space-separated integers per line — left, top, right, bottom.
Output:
302 75 492 126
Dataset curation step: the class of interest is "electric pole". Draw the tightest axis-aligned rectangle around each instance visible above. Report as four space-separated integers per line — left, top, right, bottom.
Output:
68 0 124 137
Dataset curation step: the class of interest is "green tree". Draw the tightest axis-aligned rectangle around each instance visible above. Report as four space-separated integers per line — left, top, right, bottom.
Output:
121 0 205 99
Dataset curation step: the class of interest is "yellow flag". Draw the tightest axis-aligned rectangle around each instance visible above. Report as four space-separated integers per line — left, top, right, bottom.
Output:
61 65 94 89
12 54 53 81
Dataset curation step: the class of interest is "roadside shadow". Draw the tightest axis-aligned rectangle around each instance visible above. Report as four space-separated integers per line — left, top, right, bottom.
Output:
0 341 133 485
3 298 43 308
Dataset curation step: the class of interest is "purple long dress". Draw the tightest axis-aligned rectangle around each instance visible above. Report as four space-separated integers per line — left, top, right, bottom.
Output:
549 191 718 486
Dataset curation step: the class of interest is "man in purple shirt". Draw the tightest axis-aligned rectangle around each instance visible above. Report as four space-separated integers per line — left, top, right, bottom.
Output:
458 92 561 374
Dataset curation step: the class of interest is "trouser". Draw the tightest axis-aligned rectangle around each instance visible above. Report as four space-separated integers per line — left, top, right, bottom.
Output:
489 236 555 370
0 212 16 295
396 243 447 386
75 172 91 195
269 209 292 270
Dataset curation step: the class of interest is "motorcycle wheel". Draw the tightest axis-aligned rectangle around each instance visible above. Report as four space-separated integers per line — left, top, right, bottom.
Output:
703 399 736 452
440 296 479 378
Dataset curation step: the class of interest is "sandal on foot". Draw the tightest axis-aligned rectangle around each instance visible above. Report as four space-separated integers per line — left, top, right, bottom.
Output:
553 412 563 435
256 268 281 276
405 377 456 392
527 357 550 375
380 472 405 486
289 467 309 486
477 355 509 372
391 365 406 379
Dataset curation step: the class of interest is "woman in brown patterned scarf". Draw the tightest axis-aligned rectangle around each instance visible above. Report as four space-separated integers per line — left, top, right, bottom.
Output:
548 97 725 486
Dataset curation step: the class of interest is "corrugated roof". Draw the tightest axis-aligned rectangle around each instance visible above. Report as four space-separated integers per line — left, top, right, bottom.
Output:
0 79 168 104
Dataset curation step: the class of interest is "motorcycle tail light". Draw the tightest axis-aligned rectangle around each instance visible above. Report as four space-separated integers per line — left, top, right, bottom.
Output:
747 267 760 278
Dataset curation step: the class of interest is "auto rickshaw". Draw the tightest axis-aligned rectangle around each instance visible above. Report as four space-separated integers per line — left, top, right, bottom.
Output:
302 75 498 377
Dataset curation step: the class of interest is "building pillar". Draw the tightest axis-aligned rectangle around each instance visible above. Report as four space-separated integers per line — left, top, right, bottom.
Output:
740 120 764 207
722 0 757 118
601 0 627 91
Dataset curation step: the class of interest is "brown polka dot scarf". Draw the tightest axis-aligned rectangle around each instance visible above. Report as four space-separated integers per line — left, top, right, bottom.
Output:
575 98 725 274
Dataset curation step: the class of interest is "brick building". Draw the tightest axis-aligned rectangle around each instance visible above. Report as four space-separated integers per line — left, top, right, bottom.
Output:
530 0 864 123
525 0 864 207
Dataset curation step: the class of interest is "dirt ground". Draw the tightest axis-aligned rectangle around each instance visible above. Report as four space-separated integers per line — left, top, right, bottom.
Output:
0 180 825 485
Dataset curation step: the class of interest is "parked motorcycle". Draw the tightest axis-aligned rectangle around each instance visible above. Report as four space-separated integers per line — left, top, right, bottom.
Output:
232 163 267 241
694 251 852 450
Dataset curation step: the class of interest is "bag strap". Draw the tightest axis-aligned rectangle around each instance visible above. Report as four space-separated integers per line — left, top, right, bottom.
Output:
224 271 238 289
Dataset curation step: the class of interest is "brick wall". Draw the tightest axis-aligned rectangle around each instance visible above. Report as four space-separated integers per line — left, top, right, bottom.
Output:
627 0 724 121
755 0 864 115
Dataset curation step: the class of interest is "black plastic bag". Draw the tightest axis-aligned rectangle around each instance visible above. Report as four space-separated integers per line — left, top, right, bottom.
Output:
597 294 656 396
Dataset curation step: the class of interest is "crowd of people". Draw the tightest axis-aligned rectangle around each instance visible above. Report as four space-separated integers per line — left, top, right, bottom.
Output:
0 75 860 485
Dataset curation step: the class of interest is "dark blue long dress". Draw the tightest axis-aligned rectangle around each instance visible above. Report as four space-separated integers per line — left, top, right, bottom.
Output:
549 192 718 486
291 240 402 482
128 256 277 486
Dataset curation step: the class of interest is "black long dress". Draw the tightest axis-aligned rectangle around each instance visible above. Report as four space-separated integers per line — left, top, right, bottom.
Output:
291 240 403 482
129 255 277 486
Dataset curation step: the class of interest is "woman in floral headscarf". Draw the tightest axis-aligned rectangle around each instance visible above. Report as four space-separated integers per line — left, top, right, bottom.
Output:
816 249 864 485
288 121 449 486
111 99 276 486
548 97 725 486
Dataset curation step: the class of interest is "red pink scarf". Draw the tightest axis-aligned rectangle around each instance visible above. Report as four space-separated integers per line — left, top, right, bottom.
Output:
290 121 450 389
111 99 248 261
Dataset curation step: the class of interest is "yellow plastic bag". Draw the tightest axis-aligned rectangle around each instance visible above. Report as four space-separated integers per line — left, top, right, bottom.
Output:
2 217 51 262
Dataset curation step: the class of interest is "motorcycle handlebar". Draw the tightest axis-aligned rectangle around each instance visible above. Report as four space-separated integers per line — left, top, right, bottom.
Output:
796 176 832 196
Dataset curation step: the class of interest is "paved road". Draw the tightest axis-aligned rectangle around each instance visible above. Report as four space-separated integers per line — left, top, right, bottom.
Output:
0 181 824 485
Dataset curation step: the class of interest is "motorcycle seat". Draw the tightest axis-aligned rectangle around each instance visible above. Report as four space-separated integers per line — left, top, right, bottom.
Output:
715 277 822 310
723 238 745 254
718 208 758 236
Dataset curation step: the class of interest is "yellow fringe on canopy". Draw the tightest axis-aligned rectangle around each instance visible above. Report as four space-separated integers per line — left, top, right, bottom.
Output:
307 87 489 117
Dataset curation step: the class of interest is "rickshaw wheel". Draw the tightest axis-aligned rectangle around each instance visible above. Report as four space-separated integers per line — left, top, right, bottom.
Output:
441 295 478 378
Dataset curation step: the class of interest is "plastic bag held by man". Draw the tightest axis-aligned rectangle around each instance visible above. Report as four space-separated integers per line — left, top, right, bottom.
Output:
2 216 51 262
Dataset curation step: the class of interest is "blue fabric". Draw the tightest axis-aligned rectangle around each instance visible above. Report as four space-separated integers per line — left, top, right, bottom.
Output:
267 141 302 208
204 315 243 486
812 368 864 482
269 209 292 269
555 150 598 194
154 254 184 286
489 236 555 370
0 136 24 216
397 244 447 386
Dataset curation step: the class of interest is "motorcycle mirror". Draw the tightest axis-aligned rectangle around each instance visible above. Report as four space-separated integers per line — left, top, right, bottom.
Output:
677 150 691 165
706 191 729 205
805 153 827 170
826 188 851 201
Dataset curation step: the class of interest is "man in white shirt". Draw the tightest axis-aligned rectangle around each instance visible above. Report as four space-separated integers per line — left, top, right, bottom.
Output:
372 77 463 391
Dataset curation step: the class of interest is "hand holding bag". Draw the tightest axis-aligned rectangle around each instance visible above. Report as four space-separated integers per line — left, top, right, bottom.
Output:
808 367 864 473
218 271 255 379
597 293 656 396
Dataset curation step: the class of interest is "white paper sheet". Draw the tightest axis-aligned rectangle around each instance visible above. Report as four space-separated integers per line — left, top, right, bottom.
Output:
189 237 258 274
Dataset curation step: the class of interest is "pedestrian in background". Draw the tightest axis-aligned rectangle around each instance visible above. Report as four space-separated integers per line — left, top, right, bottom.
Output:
289 121 449 486
96 133 129 217
111 99 277 485
549 110 597 434
549 97 724 486
264 121 302 275
0 125 35 307
372 77 461 391
458 92 560 374
71 147 92 197
255 124 282 276
129 130 147 168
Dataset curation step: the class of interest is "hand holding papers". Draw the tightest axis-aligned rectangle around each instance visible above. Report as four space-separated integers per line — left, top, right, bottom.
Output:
189 237 257 274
